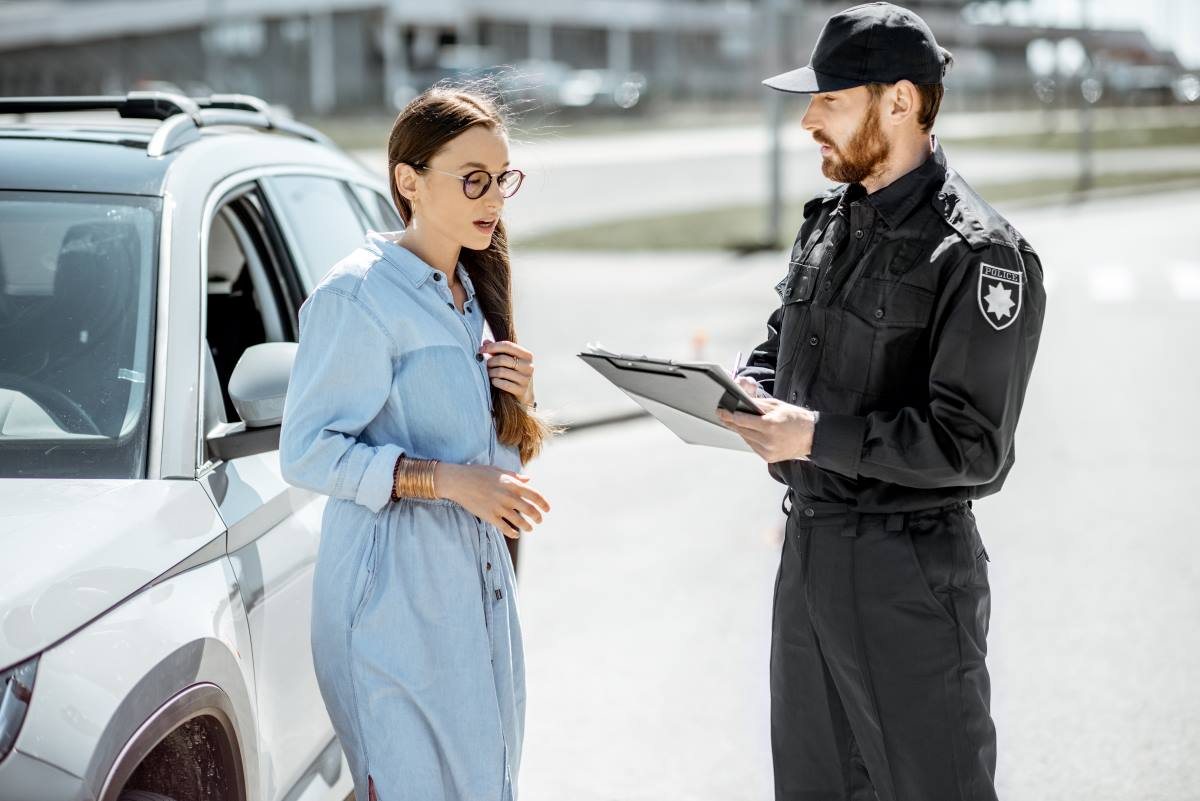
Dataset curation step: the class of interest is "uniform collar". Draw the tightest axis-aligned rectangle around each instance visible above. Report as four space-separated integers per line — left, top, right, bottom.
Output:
861 137 948 229
367 230 476 300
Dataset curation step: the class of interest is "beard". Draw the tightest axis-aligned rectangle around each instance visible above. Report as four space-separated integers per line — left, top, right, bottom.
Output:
816 100 890 185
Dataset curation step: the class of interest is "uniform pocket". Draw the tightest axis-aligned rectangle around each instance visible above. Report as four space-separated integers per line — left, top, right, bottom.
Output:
901 522 962 628
350 519 382 630
833 279 936 400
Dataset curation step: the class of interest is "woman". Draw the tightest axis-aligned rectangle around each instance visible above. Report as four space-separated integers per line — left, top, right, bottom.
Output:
279 86 553 801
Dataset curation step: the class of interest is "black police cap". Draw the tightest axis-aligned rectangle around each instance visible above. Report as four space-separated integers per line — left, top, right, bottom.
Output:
764 2 948 93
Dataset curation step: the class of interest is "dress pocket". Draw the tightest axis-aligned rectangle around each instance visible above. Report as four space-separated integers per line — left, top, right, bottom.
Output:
350 519 382 630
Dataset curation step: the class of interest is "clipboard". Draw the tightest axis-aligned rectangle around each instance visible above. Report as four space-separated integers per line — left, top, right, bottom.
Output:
578 347 763 452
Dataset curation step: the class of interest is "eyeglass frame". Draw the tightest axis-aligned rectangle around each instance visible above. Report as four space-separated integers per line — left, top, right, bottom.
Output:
411 164 526 199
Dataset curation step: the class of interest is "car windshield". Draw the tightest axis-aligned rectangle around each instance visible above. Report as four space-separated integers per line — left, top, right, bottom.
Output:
0 191 159 478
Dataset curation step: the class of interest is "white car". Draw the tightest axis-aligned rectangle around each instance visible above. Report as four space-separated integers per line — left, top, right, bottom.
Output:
0 92 402 801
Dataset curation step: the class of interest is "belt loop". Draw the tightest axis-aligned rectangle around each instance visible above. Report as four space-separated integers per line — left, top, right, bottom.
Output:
839 510 860 538
885 512 905 532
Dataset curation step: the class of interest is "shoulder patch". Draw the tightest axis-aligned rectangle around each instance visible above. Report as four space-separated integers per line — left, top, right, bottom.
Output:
977 261 1023 330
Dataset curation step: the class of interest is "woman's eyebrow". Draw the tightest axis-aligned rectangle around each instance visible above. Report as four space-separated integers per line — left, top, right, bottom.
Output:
456 161 511 170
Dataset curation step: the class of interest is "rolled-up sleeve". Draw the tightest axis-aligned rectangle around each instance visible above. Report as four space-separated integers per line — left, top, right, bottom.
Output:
279 287 403 512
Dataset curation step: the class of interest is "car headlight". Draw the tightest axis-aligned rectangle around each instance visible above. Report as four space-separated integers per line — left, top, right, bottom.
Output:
0 656 38 762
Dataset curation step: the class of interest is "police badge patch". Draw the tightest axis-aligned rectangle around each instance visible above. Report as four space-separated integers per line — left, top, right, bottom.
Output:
978 262 1023 331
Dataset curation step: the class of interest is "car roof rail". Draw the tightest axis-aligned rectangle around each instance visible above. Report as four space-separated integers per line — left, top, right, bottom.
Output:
0 91 334 156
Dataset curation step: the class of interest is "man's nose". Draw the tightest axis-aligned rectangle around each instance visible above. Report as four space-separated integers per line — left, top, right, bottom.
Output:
800 97 819 132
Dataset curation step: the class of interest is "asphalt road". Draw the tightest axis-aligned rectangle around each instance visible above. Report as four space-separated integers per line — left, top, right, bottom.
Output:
511 187 1200 801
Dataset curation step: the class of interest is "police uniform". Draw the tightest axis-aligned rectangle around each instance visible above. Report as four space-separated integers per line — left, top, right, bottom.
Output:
740 4 1048 800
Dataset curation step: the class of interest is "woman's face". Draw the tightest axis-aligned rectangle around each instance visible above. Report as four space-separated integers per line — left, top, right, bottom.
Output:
406 124 511 251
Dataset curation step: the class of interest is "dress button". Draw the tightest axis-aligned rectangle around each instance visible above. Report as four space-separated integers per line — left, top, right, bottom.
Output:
476 353 485 362
486 562 492 571
874 308 885 319
855 229 864 239
809 336 819 346
433 273 442 281
803 507 815 518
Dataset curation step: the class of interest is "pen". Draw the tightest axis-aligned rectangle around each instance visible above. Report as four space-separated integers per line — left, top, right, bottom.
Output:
731 350 743 379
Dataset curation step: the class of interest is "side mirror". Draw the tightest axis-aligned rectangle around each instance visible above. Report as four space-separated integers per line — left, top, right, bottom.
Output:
206 342 297 462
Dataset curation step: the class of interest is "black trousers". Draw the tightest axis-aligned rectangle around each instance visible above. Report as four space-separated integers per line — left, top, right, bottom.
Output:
771 498 997 801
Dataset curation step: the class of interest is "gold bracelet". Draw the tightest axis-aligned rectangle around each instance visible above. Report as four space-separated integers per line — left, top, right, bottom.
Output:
396 457 439 501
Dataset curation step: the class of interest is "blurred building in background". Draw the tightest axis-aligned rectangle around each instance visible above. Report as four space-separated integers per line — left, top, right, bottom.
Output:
0 0 1195 116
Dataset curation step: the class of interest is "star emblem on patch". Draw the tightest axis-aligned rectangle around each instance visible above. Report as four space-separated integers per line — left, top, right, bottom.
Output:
977 262 1023 331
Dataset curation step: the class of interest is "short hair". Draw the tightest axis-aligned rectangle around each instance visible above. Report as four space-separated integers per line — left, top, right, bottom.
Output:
867 47 954 133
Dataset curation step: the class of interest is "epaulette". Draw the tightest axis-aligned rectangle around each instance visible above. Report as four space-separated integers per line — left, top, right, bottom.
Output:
935 170 1033 253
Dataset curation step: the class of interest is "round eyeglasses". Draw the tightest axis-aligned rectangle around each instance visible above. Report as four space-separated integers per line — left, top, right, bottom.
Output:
418 166 525 200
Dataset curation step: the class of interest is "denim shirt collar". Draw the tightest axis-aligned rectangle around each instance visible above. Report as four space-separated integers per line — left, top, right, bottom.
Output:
366 230 476 301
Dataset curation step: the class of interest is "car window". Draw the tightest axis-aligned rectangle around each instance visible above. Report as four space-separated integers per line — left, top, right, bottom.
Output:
0 191 159 478
349 183 404 232
261 175 367 291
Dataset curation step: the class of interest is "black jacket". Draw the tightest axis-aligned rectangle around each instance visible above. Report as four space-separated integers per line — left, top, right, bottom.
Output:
738 143 1046 512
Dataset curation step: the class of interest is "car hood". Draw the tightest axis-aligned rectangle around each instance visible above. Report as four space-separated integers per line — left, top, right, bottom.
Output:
0 479 224 669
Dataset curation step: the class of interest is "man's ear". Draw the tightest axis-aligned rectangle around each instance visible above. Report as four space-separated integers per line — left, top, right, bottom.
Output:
393 163 420 202
887 80 919 128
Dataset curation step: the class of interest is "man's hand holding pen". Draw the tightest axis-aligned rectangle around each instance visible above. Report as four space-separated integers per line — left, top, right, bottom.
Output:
719 370 817 464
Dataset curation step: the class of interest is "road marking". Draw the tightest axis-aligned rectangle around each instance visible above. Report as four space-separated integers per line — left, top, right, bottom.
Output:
1166 261 1200 301
1088 265 1136 303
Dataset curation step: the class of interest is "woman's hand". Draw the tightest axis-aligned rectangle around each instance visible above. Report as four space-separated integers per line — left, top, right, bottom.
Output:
436 462 551 539
481 339 535 406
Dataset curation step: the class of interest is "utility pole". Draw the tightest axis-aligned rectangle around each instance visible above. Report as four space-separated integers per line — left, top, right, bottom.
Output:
764 0 789 248
1077 0 1094 192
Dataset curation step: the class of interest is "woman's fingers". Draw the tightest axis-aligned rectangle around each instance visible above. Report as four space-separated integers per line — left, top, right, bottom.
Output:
483 340 533 362
513 483 550 513
510 496 544 525
490 377 527 397
488 366 530 384
497 508 532 532
496 515 522 539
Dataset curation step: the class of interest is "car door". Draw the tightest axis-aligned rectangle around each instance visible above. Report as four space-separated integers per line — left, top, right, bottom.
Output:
196 181 349 801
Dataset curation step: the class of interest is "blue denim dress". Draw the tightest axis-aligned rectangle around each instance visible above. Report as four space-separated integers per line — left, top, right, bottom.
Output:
279 231 525 801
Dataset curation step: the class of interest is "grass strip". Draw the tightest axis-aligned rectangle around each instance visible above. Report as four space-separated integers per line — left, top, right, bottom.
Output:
514 169 1200 252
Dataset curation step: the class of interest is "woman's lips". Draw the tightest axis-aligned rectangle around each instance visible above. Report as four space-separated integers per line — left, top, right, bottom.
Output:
474 219 497 233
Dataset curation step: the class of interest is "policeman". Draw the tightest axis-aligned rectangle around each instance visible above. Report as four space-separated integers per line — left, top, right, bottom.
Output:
717 4 1046 800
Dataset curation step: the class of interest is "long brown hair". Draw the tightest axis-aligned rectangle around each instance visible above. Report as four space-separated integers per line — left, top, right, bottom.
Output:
386 85 554 464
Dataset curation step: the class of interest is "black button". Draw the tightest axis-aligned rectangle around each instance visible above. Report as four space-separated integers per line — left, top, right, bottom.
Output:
486 562 492 571
466 305 472 312
822 281 832 291
855 229 864 240
790 391 799 402
433 273 442 281
873 308 885 319
476 353 485 362
803 507 815 518
446 302 454 309
809 336 819 346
